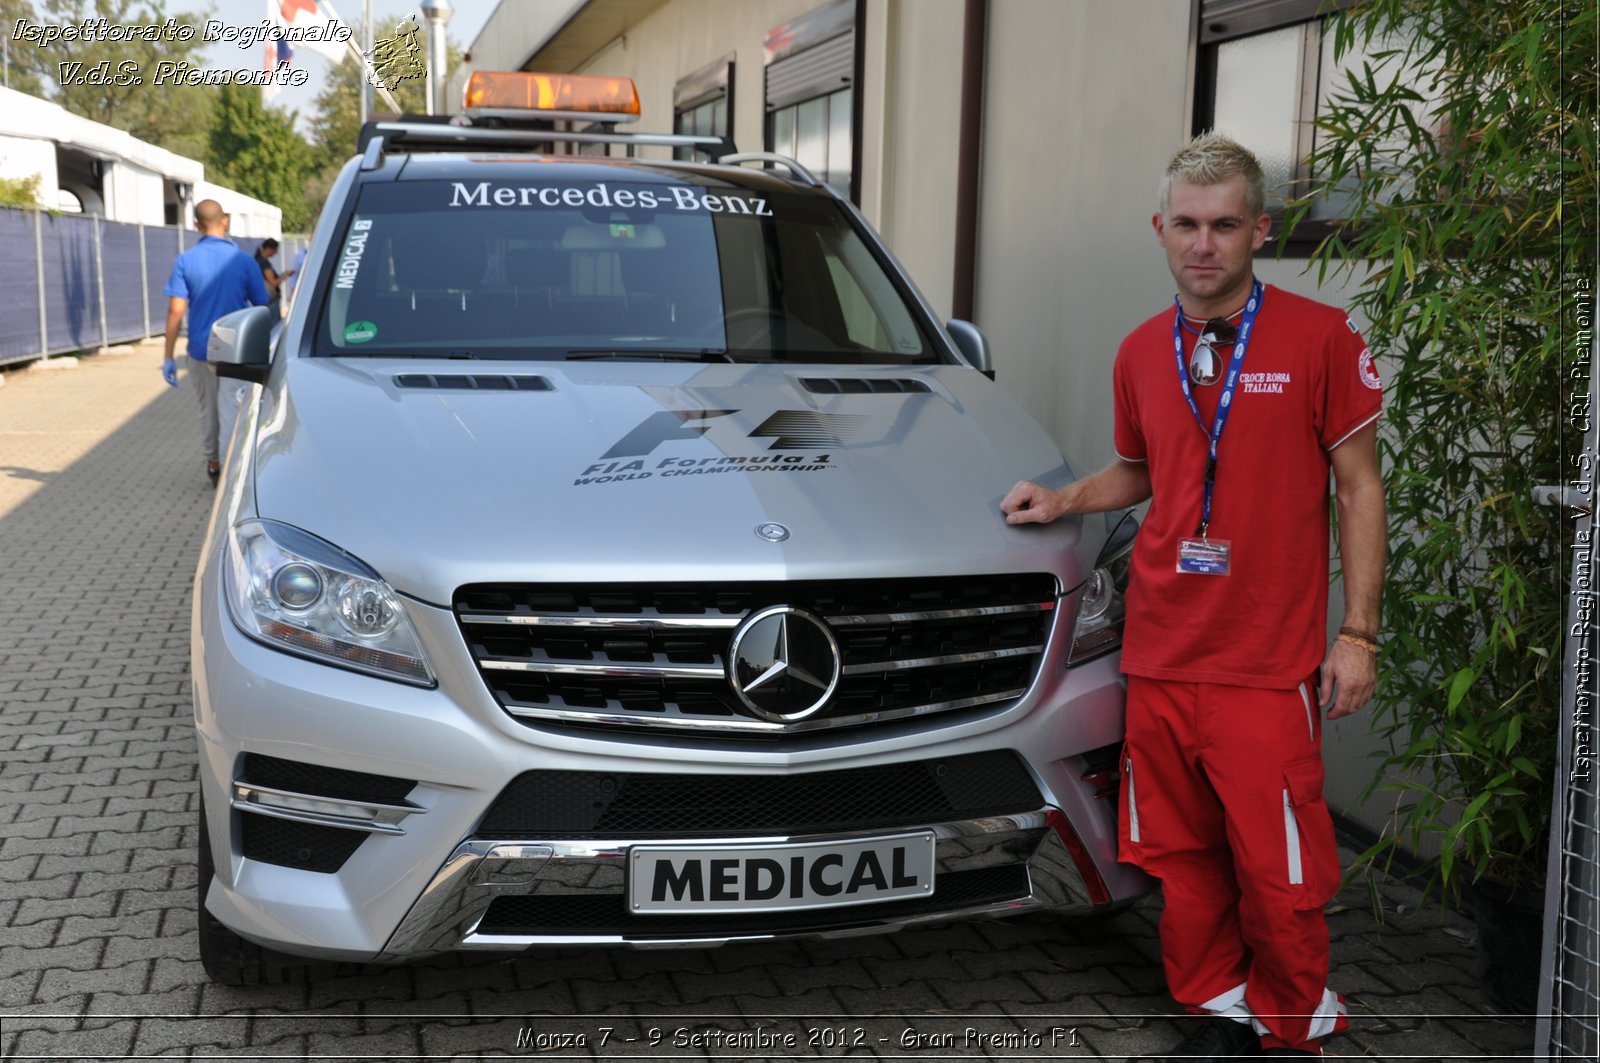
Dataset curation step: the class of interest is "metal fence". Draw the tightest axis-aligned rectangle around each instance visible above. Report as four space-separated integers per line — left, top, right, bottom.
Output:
1536 283 1600 1057
0 205 307 367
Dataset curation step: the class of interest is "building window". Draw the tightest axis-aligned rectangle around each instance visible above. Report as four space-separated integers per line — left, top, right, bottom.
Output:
674 56 734 161
764 0 857 198
1194 0 1433 236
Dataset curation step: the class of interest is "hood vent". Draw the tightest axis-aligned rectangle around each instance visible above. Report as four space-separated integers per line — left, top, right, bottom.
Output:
395 374 552 392
799 377 931 395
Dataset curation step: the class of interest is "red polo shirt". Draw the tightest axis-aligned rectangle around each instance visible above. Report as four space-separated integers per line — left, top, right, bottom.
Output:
1112 284 1382 688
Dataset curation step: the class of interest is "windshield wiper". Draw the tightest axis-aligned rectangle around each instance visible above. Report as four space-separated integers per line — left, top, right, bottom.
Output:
565 349 732 363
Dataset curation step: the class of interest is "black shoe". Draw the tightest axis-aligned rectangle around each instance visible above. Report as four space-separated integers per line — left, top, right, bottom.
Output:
1147 1018 1261 1059
206 460 221 486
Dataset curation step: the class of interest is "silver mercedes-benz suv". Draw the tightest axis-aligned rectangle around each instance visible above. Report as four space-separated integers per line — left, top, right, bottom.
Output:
192 72 1145 984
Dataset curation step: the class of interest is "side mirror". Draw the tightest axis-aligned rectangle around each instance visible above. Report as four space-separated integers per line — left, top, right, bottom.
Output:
946 319 994 379
209 306 274 383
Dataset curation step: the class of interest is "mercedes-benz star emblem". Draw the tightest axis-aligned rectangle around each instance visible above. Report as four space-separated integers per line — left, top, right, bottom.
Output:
726 605 841 722
755 522 790 542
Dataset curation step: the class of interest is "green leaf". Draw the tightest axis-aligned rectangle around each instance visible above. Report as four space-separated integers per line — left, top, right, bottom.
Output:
1446 667 1476 712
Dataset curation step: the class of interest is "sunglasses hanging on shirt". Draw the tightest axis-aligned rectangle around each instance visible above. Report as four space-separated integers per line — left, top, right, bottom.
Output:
1187 317 1238 387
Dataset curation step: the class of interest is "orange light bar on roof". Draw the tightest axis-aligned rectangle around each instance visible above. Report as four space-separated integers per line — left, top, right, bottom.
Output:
463 71 641 122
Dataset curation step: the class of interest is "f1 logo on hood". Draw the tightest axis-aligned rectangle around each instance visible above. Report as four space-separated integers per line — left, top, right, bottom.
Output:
602 410 735 459
602 409 869 458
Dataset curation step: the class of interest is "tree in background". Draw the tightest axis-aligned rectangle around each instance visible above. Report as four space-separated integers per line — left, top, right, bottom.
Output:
304 17 459 222
1285 0 1595 901
0 171 44 208
209 82 314 231
10 0 216 161
1 0 49 97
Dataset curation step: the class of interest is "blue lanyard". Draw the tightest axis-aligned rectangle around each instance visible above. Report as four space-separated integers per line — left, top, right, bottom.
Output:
1171 278 1265 538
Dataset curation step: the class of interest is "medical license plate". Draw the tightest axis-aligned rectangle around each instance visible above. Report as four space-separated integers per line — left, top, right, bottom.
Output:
629 833 936 914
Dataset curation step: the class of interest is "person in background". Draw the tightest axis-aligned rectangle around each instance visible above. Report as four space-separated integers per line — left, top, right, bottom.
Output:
163 200 270 486
253 237 296 320
1001 132 1387 1059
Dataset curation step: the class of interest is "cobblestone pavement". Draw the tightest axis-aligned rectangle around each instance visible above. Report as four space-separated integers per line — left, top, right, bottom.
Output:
0 343 1534 1060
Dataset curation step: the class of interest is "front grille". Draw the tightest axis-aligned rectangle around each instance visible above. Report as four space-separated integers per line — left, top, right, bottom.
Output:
239 814 367 873
474 865 1028 936
477 750 1043 838
454 574 1058 735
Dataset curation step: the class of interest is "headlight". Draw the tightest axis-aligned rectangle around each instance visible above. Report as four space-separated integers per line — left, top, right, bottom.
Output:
223 519 434 686
1066 537 1133 667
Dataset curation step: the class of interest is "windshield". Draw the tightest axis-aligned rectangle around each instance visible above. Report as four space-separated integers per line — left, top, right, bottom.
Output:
315 177 938 364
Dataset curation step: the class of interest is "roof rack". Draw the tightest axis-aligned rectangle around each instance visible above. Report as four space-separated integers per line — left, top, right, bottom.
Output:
356 118 736 168
719 152 821 188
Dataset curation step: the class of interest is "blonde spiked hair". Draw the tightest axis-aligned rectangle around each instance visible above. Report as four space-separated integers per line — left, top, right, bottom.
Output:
1158 132 1267 220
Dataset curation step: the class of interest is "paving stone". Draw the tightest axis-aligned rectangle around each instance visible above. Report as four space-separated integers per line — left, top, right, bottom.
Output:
15 891 119 925
1 799 72 830
88 824 184 856
0 852 48 883
926 973 1046 1010
303 1027 426 1056
128 1016 255 1054
114 885 191 919
56 908 164 949
4 1024 140 1063
418 1016 556 1059
36 958 151 1000
770 956 877 996
610 946 721 981
35 849 132 880
198 981 313 1014
0 968 44 1009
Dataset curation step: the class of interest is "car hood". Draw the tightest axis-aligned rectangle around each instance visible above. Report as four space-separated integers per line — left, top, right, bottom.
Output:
251 359 1085 604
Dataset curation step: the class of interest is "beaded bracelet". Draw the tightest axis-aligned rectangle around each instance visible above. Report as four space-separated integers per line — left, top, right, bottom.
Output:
1336 632 1379 654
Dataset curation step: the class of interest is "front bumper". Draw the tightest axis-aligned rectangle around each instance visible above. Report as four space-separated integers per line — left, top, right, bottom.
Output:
193 540 1147 963
380 809 1094 956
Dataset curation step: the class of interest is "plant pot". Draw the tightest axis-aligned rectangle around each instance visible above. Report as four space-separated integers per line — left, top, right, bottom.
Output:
1470 877 1543 1014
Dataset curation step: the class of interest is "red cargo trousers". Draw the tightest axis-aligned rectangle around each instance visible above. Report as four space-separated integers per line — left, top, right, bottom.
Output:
1119 674 1349 1053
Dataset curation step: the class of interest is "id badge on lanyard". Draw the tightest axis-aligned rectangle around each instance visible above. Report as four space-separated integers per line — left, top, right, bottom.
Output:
1177 536 1232 575
1171 279 1264 576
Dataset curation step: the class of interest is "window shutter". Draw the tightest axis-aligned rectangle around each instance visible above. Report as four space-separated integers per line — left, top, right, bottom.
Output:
765 30 854 112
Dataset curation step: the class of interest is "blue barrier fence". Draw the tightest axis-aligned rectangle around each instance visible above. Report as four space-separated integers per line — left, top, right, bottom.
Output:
0 205 307 367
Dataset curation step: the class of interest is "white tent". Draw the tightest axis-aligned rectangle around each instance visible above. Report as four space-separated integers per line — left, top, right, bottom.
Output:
0 86 282 238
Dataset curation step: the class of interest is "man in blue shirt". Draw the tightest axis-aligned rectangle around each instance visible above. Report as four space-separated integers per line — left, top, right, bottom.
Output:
162 199 270 485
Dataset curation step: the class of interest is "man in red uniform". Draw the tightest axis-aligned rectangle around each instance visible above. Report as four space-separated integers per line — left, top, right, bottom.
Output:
1001 133 1387 1058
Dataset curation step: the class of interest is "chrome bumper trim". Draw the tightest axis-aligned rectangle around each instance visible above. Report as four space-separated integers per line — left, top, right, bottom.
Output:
231 782 425 835
504 688 1025 733
379 808 1096 958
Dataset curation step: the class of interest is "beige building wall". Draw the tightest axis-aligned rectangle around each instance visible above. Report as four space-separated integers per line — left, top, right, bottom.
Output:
862 0 964 323
976 0 1190 476
564 0 823 165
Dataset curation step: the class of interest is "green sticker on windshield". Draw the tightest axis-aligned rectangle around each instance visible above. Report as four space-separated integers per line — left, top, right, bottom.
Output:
609 223 635 239
344 321 378 344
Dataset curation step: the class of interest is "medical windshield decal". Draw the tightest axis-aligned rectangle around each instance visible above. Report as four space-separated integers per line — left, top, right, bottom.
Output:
447 181 775 217
334 218 372 291
572 409 870 487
